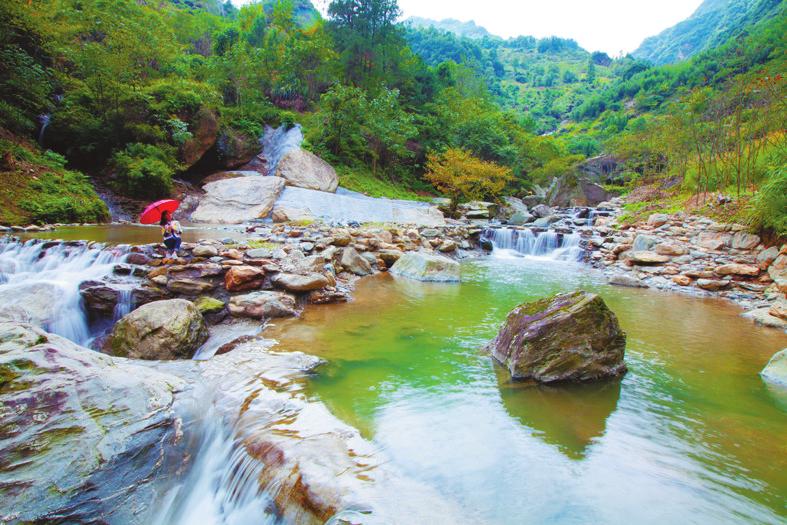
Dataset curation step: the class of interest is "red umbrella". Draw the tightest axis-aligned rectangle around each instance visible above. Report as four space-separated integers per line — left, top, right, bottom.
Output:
139 199 180 225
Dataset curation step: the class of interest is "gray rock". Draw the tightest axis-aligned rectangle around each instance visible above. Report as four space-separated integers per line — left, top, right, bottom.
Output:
389 252 460 283
531 204 553 218
761 349 787 386
741 308 787 330
0 282 64 328
340 247 372 276
192 244 219 257
228 291 297 319
272 272 330 293
0 322 188 524
632 234 658 252
731 232 760 250
487 290 627 382
166 278 214 296
275 148 338 192
608 275 648 288
107 299 208 360
191 176 285 224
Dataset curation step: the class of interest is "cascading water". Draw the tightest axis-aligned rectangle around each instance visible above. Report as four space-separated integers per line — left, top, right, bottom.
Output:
483 227 584 261
0 238 129 344
260 124 304 175
37 114 50 146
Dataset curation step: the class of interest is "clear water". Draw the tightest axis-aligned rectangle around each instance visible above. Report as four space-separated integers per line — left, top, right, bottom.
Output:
267 256 787 525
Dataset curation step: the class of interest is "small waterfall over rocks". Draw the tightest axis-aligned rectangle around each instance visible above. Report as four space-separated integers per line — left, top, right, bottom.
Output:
483 227 584 261
260 124 304 175
0 238 129 344
37 113 50 146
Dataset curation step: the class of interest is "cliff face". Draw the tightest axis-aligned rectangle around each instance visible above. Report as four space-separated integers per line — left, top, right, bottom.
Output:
632 0 783 65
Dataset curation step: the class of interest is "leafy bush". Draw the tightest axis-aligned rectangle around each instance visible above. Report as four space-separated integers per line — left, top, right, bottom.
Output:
20 171 109 224
111 143 178 199
748 165 787 236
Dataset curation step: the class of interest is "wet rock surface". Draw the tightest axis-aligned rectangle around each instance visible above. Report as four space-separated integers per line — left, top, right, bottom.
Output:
488 290 627 383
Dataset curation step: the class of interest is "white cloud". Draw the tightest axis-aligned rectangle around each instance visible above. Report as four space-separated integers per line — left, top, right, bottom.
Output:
232 0 703 55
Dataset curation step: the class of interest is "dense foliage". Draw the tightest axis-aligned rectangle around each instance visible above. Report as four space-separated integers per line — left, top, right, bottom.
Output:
0 0 783 233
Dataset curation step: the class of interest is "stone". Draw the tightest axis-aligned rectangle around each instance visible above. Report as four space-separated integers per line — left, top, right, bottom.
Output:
696 279 730 291
608 275 647 288
246 247 276 259
166 278 214 296
331 229 352 247
741 308 787 330
731 232 760 250
672 275 692 286
531 204 552 218
508 212 534 226
487 290 627 382
192 244 219 257
389 252 460 283
228 291 297 319
194 296 225 314
647 213 669 227
126 252 150 265
696 232 731 251
224 265 265 292
272 272 330 293
761 349 787 386
169 263 224 280
274 148 339 192
757 246 780 270
181 107 219 168
632 234 658 252
438 239 458 253
340 247 372 276
79 281 121 317
0 322 187 524
627 251 670 265
191 176 285 224
107 299 208 360
714 264 759 277
655 243 687 256
767 254 787 293
377 249 404 267
768 298 787 320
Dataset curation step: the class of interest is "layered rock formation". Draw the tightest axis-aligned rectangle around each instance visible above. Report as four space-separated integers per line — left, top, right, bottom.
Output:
191 175 285 224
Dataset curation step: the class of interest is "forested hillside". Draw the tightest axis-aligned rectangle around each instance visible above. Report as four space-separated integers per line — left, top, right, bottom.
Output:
632 0 782 65
0 0 784 235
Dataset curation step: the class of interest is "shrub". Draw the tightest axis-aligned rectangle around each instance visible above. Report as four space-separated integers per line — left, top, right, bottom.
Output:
19 171 109 224
748 165 787 236
111 143 178 199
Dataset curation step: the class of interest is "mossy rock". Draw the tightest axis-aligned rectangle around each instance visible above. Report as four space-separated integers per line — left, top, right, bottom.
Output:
194 296 225 315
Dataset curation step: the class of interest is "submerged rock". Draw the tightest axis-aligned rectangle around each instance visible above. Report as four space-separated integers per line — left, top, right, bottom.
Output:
107 299 209 360
389 251 460 283
761 348 787 386
0 322 188 524
488 290 627 383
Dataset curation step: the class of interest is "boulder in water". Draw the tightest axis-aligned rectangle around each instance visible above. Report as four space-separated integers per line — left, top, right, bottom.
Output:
107 299 208 360
761 349 787 387
0 322 188 524
389 252 460 283
488 290 627 382
191 176 285 224
275 148 339 192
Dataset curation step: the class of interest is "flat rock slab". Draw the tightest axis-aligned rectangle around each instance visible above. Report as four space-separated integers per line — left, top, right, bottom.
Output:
192 176 285 224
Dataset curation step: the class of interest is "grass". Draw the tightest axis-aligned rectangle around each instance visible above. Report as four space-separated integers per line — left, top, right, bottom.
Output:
0 136 109 225
336 165 433 202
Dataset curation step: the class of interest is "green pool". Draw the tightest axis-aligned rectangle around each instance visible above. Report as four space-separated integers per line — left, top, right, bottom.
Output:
267 256 787 524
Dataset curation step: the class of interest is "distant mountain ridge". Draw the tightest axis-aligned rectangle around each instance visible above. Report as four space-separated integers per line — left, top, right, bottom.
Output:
405 16 494 39
632 0 783 64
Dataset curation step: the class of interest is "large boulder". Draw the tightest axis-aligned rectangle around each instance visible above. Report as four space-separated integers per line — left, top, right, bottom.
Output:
768 253 787 293
761 349 787 387
340 247 372 276
228 291 297 319
0 322 187 524
106 299 208 360
389 252 460 283
488 290 627 382
191 176 285 224
181 107 219 168
275 148 339 192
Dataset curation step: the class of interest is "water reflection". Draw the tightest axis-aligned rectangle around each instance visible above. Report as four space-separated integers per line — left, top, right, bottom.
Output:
494 363 622 460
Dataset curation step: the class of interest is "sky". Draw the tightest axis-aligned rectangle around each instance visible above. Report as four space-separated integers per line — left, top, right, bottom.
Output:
235 0 705 55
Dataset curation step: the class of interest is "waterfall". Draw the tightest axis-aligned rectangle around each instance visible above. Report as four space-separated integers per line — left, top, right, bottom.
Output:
483 228 584 261
0 239 129 344
260 124 304 175
37 114 50 146
113 287 133 321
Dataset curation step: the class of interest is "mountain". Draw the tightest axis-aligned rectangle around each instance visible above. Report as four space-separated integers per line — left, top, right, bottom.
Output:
405 17 493 39
632 0 783 65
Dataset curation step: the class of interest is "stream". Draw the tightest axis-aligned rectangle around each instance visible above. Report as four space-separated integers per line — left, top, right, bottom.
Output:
1 233 785 524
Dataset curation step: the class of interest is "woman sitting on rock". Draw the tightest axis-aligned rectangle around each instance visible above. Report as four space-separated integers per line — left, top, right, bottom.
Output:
160 211 182 260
